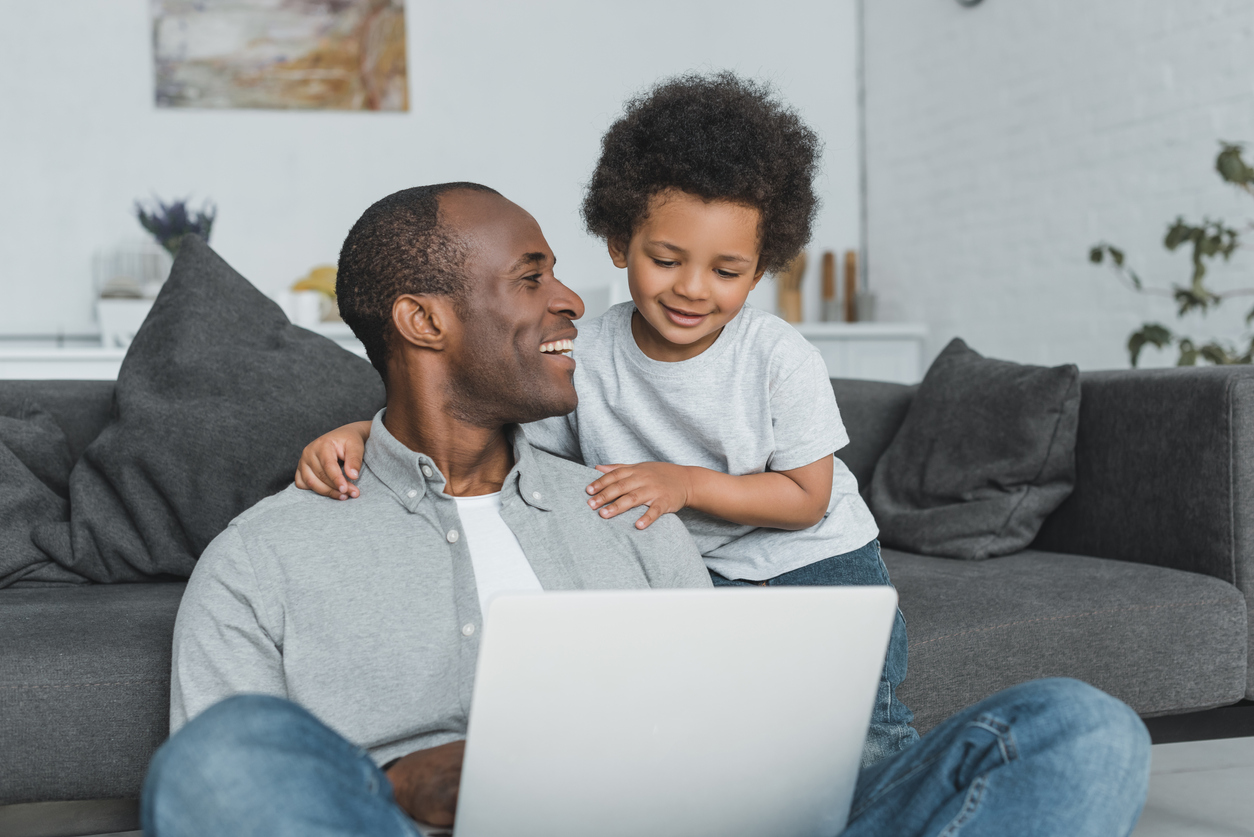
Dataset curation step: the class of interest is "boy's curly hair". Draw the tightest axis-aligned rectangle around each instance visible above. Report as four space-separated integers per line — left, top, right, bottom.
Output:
582 72 821 275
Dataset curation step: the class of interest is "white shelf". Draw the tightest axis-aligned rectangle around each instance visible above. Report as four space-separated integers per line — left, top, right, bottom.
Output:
791 322 927 384
0 325 367 381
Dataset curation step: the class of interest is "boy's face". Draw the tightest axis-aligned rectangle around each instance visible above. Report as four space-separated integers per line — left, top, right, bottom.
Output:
609 190 764 362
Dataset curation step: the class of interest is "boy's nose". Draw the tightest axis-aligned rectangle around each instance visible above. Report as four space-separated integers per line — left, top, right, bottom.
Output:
672 268 709 301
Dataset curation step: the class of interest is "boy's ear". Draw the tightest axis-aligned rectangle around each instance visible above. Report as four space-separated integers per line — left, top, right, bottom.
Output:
607 238 630 269
749 263 767 290
391 294 456 351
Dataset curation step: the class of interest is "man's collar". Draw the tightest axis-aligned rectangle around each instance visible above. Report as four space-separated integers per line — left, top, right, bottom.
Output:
362 410 554 512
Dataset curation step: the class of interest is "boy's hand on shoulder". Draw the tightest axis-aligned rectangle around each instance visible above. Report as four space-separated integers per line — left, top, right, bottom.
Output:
586 462 693 530
293 421 371 501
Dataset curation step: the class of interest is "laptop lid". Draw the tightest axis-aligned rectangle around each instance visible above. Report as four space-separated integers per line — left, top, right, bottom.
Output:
453 586 897 837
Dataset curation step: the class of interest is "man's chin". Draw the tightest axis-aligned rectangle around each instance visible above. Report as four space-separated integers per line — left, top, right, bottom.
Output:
513 390 577 424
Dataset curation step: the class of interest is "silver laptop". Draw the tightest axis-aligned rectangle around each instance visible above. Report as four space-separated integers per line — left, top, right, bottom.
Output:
439 586 897 837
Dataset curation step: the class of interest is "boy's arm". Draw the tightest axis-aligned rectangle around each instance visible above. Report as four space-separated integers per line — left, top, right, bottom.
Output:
295 420 373 499
587 455 833 531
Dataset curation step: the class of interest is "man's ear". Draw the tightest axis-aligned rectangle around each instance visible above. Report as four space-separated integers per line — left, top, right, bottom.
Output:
391 294 455 351
607 238 630 269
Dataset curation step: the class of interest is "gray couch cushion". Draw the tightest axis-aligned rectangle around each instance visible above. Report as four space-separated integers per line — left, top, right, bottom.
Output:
28 237 386 583
870 339 1080 560
830 378 914 495
1030 367 1254 700
0 583 185 804
886 548 1248 735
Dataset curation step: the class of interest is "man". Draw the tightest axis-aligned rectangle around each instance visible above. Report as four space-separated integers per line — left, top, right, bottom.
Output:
143 183 1151 837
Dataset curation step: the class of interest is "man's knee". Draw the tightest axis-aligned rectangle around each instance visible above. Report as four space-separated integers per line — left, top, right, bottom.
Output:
145 695 315 811
995 678 1151 773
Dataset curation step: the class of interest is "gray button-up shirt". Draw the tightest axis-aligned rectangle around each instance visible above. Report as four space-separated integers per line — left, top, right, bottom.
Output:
170 412 711 765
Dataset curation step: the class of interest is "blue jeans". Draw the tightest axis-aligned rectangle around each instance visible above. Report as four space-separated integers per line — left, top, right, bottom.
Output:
710 539 919 768
143 681 1150 837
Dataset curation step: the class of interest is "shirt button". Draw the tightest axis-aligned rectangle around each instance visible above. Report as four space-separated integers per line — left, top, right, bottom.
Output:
407 489 417 498
422 465 433 478
532 491 542 501
446 529 459 543
461 623 475 636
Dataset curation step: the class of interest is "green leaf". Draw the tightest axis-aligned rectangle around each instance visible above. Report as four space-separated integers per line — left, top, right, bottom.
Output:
1177 338 1200 366
1246 304 1254 326
1089 246 1104 264
1127 269 1143 290
1216 142 1254 186
1200 343 1234 365
1128 323 1173 367
1164 219 1192 251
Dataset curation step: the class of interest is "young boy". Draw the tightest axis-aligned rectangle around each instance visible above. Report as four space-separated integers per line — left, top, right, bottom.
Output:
295 72 918 768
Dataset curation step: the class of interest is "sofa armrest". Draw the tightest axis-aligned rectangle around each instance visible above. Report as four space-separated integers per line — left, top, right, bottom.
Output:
1032 367 1254 600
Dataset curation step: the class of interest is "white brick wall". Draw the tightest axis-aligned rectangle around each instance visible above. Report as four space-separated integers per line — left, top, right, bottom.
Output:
864 0 1254 370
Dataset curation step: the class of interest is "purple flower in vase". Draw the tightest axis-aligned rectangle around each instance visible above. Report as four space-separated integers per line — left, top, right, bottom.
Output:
135 197 217 257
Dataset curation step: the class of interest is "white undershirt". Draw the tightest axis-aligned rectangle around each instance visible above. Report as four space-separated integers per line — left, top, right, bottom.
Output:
452 492 543 616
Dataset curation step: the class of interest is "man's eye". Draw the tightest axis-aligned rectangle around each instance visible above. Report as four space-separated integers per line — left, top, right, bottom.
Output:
523 273 542 283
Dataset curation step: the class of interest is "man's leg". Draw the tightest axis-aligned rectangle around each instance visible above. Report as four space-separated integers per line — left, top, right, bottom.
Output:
843 678 1151 837
770 540 920 767
143 694 421 837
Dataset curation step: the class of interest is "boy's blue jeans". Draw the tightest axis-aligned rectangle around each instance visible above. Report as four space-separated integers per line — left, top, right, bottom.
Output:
709 539 919 768
142 679 1150 837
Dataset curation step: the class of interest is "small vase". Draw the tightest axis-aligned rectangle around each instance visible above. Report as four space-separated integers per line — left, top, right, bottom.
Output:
97 299 155 348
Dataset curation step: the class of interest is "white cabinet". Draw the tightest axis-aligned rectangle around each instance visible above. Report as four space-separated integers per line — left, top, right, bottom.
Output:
792 323 927 385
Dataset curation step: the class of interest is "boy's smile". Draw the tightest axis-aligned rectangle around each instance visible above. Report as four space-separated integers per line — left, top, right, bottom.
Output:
609 189 764 362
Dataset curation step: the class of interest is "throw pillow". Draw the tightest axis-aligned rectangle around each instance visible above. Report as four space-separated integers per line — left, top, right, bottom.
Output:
32 236 386 582
868 338 1080 560
0 403 87 587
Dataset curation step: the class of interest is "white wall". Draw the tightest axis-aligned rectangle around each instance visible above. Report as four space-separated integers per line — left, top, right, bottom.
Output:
864 0 1254 370
0 0 860 338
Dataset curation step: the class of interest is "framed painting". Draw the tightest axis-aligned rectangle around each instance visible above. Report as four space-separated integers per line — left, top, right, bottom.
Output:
152 0 408 111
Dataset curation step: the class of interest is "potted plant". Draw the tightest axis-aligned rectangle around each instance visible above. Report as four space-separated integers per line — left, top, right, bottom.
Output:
1091 143 1254 366
97 198 216 347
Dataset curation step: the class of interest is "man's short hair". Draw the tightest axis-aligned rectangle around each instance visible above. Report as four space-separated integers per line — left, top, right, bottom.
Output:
582 72 820 275
337 182 500 379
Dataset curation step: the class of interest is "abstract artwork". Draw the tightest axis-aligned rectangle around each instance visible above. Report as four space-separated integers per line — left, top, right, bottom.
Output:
152 0 408 111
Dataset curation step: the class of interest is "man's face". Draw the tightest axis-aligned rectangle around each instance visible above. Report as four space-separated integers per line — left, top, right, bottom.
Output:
440 190 585 426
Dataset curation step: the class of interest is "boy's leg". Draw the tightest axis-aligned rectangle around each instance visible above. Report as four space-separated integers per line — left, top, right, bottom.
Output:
142 694 421 837
842 678 1151 837
770 540 919 767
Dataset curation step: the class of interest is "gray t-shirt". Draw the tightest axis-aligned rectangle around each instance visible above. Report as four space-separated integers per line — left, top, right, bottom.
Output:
525 302 879 581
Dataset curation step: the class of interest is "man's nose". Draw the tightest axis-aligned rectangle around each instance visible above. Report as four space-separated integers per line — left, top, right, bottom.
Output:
549 279 585 321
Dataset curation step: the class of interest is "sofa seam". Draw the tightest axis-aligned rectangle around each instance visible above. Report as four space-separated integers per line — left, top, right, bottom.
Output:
0 678 167 690
912 599 1230 647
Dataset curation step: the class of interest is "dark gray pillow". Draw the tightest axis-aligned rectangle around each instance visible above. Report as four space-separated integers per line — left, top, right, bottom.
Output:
869 338 1080 560
0 403 87 587
31 236 386 582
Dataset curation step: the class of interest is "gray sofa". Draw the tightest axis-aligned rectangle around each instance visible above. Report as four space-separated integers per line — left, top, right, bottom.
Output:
2 367 1252 837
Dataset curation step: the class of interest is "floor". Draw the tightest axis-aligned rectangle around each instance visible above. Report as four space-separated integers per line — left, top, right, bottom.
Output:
85 737 1254 836
1131 737 1254 837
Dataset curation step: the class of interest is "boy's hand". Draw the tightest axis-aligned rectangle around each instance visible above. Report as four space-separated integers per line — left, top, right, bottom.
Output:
586 462 693 530
293 422 369 500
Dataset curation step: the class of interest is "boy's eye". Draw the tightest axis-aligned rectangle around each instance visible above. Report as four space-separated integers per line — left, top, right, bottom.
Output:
716 269 741 279
652 259 678 268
